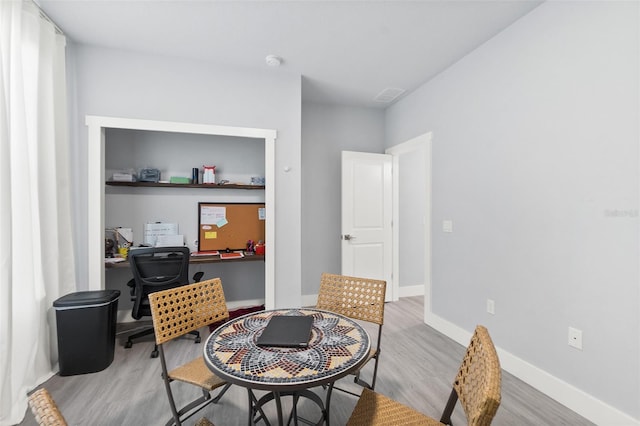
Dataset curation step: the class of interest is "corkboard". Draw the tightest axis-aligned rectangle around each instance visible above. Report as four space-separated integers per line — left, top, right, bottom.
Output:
198 202 265 252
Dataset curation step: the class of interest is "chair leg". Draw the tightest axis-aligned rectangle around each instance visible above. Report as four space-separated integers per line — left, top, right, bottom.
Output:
211 383 231 403
125 326 155 348
161 371 182 426
354 353 380 390
189 330 201 344
123 326 161 358
159 345 231 426
439 388 459 426
151 344 159 358
369 354 380 389
133 329 198 348
144 329 197 358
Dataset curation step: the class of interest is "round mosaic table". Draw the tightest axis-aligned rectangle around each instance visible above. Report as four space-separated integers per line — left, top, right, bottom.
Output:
204 308 371 425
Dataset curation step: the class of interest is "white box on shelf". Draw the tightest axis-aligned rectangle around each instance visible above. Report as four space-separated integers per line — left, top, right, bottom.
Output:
111 173 135 182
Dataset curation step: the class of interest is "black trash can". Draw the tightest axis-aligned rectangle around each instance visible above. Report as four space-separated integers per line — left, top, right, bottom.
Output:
53 290 120 376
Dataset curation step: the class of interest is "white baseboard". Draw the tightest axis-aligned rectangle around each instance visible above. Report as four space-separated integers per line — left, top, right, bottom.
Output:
301 294 318 308
302 285 423 307
226 299 266 310
398 284 424 298
117 310 134 323
424 311 640 426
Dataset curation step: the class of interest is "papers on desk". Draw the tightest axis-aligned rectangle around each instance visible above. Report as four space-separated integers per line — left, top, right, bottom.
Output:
104 257 127 264
115 227 133 245
143 222 180 246
190 251 244 259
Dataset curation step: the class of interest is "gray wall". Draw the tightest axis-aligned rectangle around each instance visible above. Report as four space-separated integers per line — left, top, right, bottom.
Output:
69 46 303 307
386 1 639 419
301 102 385 296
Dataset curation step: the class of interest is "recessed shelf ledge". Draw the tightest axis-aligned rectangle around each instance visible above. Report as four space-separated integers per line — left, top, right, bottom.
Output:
105 181 265 190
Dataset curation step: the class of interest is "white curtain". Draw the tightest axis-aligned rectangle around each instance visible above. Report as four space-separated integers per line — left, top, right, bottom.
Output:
0 1 76 424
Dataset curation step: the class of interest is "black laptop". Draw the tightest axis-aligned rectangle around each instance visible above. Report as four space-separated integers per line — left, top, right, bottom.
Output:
256 315 313 348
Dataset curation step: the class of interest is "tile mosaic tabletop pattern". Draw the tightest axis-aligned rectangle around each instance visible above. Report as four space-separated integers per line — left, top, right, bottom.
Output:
205 308 370 390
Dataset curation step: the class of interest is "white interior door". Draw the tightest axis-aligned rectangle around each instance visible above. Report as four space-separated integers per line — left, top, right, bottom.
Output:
341 151 392 301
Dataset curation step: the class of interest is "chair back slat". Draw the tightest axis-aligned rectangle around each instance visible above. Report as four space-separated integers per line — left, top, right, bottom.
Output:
316 273 386 325
149 278 229 345
453 325 502 426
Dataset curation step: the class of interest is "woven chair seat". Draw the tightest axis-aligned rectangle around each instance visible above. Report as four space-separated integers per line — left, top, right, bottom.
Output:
169 356 227 390
363 347 377 364
347 388 442 426
28 388 68 426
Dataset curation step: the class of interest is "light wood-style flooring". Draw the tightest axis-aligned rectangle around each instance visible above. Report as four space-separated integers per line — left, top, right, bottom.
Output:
20 296 594 426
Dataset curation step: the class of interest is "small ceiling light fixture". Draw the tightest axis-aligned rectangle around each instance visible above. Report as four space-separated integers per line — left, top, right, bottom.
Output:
265 54 283 67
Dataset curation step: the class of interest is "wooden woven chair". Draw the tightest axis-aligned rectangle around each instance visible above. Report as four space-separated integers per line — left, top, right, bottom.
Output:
28 388 67 426
149 278 231 426
316 272 386 394
347 325 501 426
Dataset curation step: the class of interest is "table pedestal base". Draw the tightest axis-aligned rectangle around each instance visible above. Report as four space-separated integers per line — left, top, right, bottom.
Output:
248 384 334 426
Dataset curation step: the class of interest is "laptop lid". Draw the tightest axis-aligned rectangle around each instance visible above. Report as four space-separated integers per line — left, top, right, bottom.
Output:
256 315 313 348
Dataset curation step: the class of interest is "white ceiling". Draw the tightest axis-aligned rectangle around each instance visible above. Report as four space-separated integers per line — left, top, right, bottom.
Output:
36 0 543 108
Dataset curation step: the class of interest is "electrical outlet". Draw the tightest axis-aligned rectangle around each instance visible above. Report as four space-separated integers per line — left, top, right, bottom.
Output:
442 220 453 233
568 327 583 350
486 299 495 315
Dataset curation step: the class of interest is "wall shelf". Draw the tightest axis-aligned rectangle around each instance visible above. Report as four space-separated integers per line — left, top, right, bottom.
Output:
105 181 265 190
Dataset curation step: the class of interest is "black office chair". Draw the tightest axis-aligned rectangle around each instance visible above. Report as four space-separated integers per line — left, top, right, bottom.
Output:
124 246 203 358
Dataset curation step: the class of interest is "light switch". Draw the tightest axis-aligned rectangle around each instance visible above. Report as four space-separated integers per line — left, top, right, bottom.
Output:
442 220 453 233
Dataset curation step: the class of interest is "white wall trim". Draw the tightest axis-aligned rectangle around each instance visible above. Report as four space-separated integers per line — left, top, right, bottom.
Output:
398 284 424 298
303 290 424 308
86 116 277 139
86 115 277 308
385 132 432 303
301 294 318 308
226 298 266 311
424 311 640 426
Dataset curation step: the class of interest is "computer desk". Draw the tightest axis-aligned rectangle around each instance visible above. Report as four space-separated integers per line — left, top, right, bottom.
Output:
105 253 265 269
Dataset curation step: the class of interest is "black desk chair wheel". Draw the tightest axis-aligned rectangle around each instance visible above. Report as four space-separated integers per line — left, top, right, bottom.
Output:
125 247 204 358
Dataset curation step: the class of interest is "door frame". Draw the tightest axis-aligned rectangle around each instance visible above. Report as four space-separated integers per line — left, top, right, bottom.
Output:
86 116 277 308
385 132 432 303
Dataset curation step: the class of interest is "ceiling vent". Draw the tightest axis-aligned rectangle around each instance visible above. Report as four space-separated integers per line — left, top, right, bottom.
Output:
374 87 406 103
